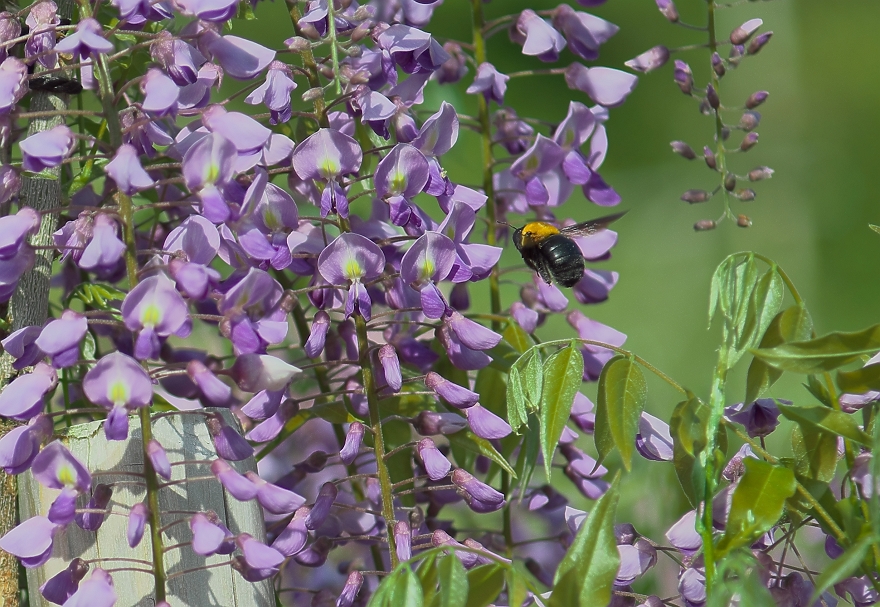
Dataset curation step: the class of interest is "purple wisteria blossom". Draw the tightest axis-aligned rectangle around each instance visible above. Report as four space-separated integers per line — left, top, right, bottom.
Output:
291 128 362 218
121 272 191 359
20 125 75 172
317 232 385 320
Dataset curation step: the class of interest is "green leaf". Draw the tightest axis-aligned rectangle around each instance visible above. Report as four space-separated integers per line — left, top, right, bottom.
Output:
837 363 880 393
716 459 796 557
447 431 516 478
390 567 424 607
505 366 527 433
708 256 731 325
520 348 543 412
511 417 539 497
746 297 811 403
778 404 871 446
435 556 468 607
804 375 836 408
809 534 875 605
549 475 621 607
669 395 710 506
752 324 880 374
81 331 96 361
506 567 528 607
464 564 504 607
595 355 647 471
791 424 839 482
539 343 583 480
730 264 783 367
870 224 880 235
502 321 533 354
416 554 439 606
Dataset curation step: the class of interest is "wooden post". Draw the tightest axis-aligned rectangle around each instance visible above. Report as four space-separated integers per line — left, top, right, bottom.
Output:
19 410 273 607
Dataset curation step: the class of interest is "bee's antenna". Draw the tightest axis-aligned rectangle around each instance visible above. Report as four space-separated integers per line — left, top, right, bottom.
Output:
495 220 511 227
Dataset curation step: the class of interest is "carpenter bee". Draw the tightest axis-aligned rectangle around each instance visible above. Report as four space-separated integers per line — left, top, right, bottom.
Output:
511 211 626 288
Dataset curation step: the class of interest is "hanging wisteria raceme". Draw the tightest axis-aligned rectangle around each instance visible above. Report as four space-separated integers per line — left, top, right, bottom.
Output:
0 0 640 603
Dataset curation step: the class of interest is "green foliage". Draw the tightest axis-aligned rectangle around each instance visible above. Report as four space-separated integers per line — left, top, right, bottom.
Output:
594 354 647 471
432 556 468 607
670 395 710 505
66 282 128 312
370 564 423 607
745 304 813 402
753 324 880 374
447 431 516 478
837 362 880 393
539 344 583 480
777 403 871 446
716 459 796 557
549 474 621 607
505 347 543 433
463 565 505 607
791 424 839 482
809 534 876 605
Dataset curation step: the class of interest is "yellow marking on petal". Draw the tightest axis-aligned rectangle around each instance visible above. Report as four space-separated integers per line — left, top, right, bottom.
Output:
207 162 219 184
141 304 161 328
263 209 281 231
109 381 129 407
344 257 363 280
320 158 340 179
58 464 76 487
391 171 407 194
421 259 435 281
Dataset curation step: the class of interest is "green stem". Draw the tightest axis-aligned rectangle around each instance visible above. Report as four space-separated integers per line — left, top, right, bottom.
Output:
286 2 328 126
707 0 733 223
355 314 399 567
139 408 167 602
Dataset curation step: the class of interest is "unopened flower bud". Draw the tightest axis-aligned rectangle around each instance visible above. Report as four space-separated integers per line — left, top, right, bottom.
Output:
748 166 774 181
285 36 310 53
681 189 711 204
746 91 769 109
670 141 697 160
302 87 324 102
703 147 716 170
305 482 337 530
416 437 451 481
304 310 331 358
724 173 736 191
737 188 756 201
711 53 725 77
345 44 362 58
411 411 468 435
740 111 760 131
351 22 372 43
625 46 670 73
655 0 679 22
694 220 716 231
339 422 364 465
394 521 412 562
730 18 762 45
740 132 759 151
699 98 712 116
728 44 745 67
75 484 113 531
127 502 148 548
378 344 402 392
337 571 364 607
721 127 731 141
748 32 773 55
299 22 320 40
737 214 752 228
0 165 20 205
147 439 172 480
706 84 720 110
673 60 693 95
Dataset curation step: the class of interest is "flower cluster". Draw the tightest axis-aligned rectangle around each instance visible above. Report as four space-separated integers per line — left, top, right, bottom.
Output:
0 0 641 604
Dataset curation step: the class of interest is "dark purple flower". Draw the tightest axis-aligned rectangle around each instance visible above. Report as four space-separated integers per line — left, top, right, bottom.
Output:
565 64 638 108
206 414 253 461
666 510 701 555
34 309 87 369
293 536 331 568
635 412 673 461
25 2 59 70
412 411 468 435
679 567 706 607
452 469 505 513
724 398 783 438
40 557 89 604
376 24 449 74
317 232 385 320
122 273 191 360
836 576 879 607
83 351 153 440
625 45 670 73
437 42 468 84
58 568 116 607
75 484 113 531
466 62 508 104
304 311 331 358
126 503 148 548
339 422 365 465
20 125 75 172
53 18 113 59
465 404 512 440
617 540 657 585
416 437 451 481
0 361 57 420
337 571 364 607
217 268 289 355
244 60 296 124
211 458 258 501
271 507 308 556
570 391 596 433
0 414 52 474
0 515 59 567
245 399 298 443
510 9 566 62
77 214 125 273
552 5 618 61
305 482 338 531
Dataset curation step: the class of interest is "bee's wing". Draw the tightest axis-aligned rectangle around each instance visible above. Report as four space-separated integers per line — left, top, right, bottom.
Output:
559 210 627 238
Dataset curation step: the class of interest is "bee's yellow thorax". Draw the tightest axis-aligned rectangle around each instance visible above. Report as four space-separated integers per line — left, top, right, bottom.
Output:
521 222 560 246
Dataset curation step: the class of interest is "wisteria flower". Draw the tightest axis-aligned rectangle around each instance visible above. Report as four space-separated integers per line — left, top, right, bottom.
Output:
291 128 362 218
20 125 75 172
317 232 386 320
32 441 91 525
121 272 191 360
400 231 456 317
82 351 153 440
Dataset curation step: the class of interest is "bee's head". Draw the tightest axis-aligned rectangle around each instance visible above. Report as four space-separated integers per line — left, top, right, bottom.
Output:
511 227 524 251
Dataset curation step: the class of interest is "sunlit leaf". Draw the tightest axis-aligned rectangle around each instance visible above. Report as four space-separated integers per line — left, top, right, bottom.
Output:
731 264 783 367
506 567 528 607
502 321 533 354
549 475 621 607
753 324 880 374
837 363 880 394
778 403 871 446
416 554 439 606
746 304 814 402
716 459 796 557
791 424 838 482
435 555 468 607
464 564 504 607
506 366 527 433
810 534 875 606
539 343 583 480
669 395 709 506
595 355 647 470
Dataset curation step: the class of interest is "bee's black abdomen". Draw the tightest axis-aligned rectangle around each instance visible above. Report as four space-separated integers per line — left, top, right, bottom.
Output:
541 235 585 287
